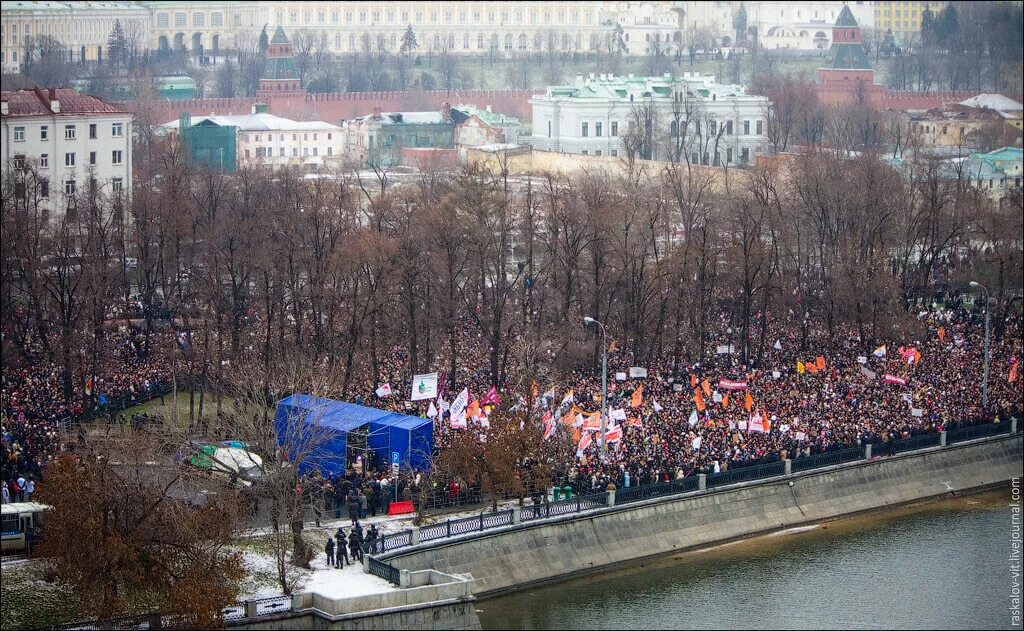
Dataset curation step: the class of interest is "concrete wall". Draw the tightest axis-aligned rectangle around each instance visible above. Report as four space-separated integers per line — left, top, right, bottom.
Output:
383 434 1022 597
235 602 480 631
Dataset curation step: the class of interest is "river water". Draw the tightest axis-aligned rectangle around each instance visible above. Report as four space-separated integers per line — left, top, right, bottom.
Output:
478 488 1020 630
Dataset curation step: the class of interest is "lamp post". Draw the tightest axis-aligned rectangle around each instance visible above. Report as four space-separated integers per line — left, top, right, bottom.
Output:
969 281 990 408
584 317 608 462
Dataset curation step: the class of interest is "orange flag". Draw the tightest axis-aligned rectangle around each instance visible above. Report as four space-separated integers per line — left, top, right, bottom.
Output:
762 409 771 432
805 362 818 374
608 339 618 353
467 399 481 420
627 416 643 428
721 393 730 409
693 389 706 412
690 373 698 388
815 356 826 371
913 349 921 365
630 384 643 408
744 391 754 412
701 379 712 397
1010 362 1019 384
938 327 946 342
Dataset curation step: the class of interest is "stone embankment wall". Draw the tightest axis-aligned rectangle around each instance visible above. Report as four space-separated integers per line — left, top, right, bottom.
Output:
384 434 1022 597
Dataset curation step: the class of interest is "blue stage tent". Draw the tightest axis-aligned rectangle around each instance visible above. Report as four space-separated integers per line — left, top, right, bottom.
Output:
274 394 434 475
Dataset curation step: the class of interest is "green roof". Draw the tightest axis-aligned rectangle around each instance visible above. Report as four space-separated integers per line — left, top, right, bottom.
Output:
271 25 289 45
264 56 298 80
835 4 859 27
974 147 1023 164
831 43 871 70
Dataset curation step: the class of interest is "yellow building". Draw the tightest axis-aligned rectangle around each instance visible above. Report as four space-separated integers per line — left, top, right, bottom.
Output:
873 0 948 45
1 1 150 74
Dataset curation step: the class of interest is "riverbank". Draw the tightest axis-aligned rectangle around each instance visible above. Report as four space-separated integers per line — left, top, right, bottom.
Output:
381 433 1022 597
477 485 1018 629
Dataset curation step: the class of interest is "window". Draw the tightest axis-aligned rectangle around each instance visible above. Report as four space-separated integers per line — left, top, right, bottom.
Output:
65 152 75 167
13 154 26 170
313 147 318 156
596 150 602 156
303 147 309 156
13 126 24 141
65 179 76 195
111 177 123 193
611 149 618 157
327 147 333 155
89 123 97 139
756 120 763 135
111 123 123 137
280 147 285 157
193 12 204 27
726 148 733 163
581 122 588 137
41 179 49 197
37 153 49 169
611 121 618 136
741 148 750 163
547 121 551 138
157 12 169 27
211 12 223 26
89 177 97 195
112 150 123 165
582 150 588 155
743 120 750 135
174 12 186 27
726 120 733 135
293 148 298 156
89 151 96 165
595 122 602 137
40 125 48 140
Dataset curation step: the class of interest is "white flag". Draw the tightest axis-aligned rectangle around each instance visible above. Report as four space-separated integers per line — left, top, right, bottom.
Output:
857 356 868 364
450 388 469 428
691 435 702 451
610 408 627 421
688 409 699 427
873 345 887 358
411 372 439 401
774 339 782 350
375 383 392 398
772 370 781 379
712 391 723 403
427 402 438 418
438 398 450 412
615 372 627 381
652 399 663 413
911 408 924 417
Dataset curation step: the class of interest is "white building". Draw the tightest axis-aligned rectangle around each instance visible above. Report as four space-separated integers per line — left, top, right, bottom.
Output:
1 87 132 208
160 105 345 171
599 2 685 56
746 1 874 50
530 72 770 166
1 1 150 74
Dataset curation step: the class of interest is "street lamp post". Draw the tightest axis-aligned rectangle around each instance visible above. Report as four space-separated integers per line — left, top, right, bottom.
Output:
584 317 608 462
969 281 990 408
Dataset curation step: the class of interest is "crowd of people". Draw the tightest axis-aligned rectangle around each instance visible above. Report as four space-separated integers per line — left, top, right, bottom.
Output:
1 311 173 488
2 294 1020 512
342 299 1022 498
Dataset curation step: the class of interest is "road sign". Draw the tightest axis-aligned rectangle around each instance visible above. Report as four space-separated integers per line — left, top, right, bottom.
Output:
391 451 400 476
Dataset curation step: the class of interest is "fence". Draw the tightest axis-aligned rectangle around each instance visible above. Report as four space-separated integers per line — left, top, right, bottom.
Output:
368 555 401 585
364 420 1020 559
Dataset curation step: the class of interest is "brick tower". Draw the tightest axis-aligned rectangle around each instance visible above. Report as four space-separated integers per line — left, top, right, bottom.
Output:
257 26 304 99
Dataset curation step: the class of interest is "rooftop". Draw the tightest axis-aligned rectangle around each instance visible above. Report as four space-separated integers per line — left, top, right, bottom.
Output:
537 73 757 102
162 112 339 132
354 111 451 125
957 94 1024 113
270 25 289 46
835 4 859 28
1 1 144 11
453 104 520 126
1 87 126 117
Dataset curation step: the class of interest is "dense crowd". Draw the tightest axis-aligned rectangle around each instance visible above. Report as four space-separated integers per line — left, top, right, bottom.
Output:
1 315 172 484
345 300 1023 497
2 296 1021 509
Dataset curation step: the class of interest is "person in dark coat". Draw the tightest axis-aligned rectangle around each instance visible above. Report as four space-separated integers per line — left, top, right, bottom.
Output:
335 528 348 568
347 489 360 524
349 529 363 563
324 536 335 567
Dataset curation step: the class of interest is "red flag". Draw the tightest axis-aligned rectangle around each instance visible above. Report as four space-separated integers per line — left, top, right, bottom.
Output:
604 426 623 443
481 386 501 406
690 373 698 388
1010 362 1019 384
938 327 946 342
701 379 712 397
884 374 907 386
815 356 826 371
744 391 754 412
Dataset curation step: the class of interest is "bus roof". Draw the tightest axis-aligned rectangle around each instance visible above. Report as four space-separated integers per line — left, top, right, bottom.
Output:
1 502 52 516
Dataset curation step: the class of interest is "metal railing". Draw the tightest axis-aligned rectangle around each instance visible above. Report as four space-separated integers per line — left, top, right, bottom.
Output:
251 595 292 617
947 421 1012 444
791 447 864 472
707 461 787 487
368 555 401 585
364 529 413 555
